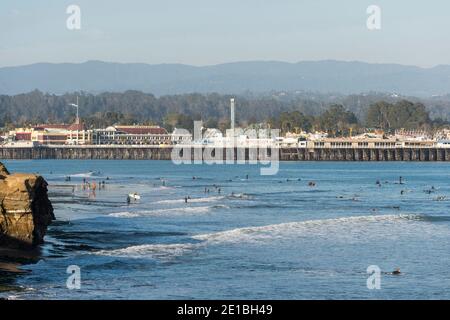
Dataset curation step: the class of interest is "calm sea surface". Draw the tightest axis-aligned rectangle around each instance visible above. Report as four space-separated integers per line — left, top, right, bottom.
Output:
1 160 450 299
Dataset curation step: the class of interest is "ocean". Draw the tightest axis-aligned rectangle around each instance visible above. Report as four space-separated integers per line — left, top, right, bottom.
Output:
1 160 450 299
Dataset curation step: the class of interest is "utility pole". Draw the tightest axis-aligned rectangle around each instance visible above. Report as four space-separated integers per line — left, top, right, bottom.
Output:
69 96 79 124
69 96 80 144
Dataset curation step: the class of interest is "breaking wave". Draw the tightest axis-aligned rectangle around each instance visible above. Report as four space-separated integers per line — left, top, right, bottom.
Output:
96 214 421 258
70 171 102 178
108 206 213 218
95 243 197 259
108 212 141 218
193 214 421 244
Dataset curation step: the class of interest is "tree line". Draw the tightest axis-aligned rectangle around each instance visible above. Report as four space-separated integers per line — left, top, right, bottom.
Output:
0 90 448 135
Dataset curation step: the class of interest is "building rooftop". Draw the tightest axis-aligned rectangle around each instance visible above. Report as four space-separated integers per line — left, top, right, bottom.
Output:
114 125 168 135
33 122 85 131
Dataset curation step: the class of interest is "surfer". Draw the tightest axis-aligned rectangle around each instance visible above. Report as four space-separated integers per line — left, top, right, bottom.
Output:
126 195 131 205
399 176 404 185
392 268 401 275
185 196 188 203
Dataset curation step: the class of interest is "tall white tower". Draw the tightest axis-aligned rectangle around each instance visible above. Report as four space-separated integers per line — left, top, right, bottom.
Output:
230 98 235 132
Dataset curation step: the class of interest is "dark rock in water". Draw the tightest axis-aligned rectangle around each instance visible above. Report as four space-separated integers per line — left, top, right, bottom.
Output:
0 162 54 248
0 163 9 176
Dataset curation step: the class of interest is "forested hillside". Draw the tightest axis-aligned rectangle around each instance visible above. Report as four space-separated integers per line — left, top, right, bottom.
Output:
1 90 449 135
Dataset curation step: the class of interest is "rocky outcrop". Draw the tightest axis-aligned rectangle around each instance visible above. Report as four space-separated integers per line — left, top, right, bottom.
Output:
0 162 54 248
0 163 9 176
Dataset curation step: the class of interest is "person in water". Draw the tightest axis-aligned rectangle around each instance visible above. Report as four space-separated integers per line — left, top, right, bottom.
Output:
392 268 401 275
185 196 188 203
126 196 131 205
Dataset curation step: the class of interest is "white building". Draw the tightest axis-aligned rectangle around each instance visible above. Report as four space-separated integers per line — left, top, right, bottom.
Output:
171 128 192 145
92 125 170 145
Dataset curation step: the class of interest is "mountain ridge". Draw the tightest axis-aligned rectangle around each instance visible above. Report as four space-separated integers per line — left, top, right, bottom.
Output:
1 60 449 96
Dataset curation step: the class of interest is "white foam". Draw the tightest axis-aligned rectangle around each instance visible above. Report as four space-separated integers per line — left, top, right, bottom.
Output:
96 214 422 259
193 214 420 244
155 196 224 204
96 243 197 259
108 212 141 218
108 206 212 218
228 193 251 200
70 172 96 178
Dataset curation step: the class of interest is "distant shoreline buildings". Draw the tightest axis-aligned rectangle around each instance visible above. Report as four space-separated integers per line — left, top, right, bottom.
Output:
2 122 190 147
2 121 450 149
2 98 450 149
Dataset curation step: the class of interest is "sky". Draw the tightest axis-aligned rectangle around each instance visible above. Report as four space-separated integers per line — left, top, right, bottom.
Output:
1 0 449 68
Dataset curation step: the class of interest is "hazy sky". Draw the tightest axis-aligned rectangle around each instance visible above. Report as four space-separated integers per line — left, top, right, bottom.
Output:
1 0 449 68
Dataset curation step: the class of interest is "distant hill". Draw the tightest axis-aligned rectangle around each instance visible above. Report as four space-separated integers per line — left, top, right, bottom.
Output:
1 60 450 96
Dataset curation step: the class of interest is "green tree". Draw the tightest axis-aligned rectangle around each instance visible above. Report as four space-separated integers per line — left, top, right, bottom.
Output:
316 104 358 136
366 100 431 130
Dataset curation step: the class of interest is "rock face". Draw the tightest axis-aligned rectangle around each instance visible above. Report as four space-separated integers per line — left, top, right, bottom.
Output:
0 162 54 248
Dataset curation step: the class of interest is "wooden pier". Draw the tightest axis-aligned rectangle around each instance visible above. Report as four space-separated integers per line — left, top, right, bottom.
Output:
1 146 450 161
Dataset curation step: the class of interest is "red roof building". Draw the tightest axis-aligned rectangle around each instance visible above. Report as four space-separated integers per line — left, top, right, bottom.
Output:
33 122 85 131
114 126 167 135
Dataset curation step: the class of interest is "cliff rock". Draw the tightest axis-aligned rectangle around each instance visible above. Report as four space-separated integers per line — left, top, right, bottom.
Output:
0 162 54 248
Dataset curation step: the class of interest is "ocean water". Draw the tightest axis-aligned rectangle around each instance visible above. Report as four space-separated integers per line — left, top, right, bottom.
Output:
1 160 450 299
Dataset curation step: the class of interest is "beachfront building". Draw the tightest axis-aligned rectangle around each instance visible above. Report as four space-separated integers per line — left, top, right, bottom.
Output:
7 122 92 145
92 125 171 145
275 131 308 148
171 128 192 145
394 129 431 141
434 129 450 141
305 136 435 149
